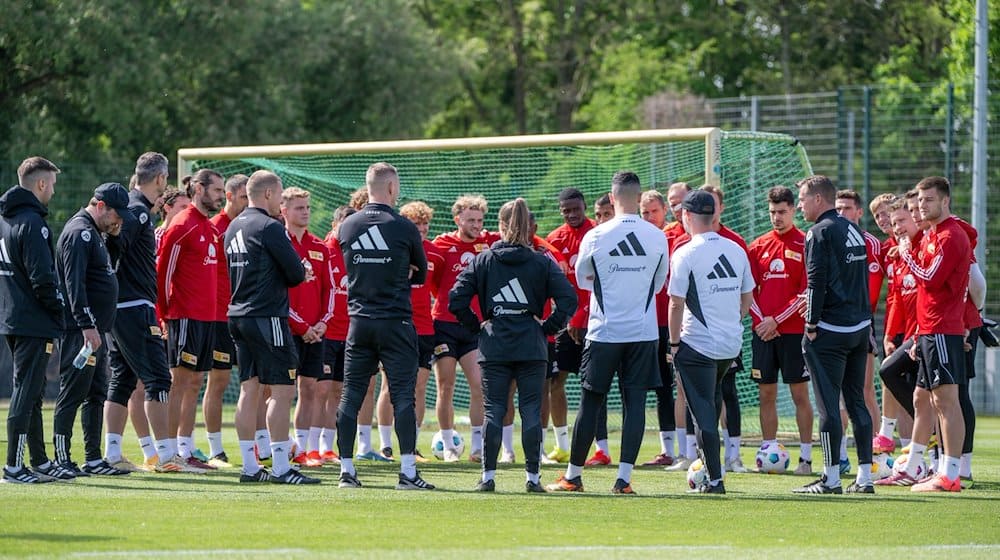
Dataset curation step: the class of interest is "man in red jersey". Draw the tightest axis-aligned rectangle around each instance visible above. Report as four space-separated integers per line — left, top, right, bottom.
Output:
897 177 970 492
748 186 814 475
593 193 614 225
661 182 692 466
431 194 498 462
156 169 225 471
200 173 248 468
542 188 594 464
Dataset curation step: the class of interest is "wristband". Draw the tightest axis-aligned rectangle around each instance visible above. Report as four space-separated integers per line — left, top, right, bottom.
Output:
669 342 680 347
805 325 818 334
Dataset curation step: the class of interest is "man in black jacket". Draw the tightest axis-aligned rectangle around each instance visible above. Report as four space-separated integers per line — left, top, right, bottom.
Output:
0 157 67 484
52 183 130 476
336 162 432 490
227 170 315 485
793 175 874 495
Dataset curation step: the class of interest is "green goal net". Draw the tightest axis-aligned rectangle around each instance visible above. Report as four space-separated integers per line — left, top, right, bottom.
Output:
180 128 814 438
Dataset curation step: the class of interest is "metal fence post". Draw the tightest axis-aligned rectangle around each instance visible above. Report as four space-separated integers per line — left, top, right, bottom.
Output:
862 86 872 215
945 82 954 183
836 87 845 184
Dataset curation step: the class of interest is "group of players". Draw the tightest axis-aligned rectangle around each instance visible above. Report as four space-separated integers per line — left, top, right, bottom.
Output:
0 151 986 494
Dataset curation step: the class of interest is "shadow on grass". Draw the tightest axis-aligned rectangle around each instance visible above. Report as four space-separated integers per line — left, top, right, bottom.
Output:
0 532 119 544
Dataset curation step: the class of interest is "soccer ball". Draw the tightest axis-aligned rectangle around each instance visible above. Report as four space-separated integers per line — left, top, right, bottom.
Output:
431 430 465 460
871 452 895 480
687 458 709 489
892 452 928 479
755 443 790 474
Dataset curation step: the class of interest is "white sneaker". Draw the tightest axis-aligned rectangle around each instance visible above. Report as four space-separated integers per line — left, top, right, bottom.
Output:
664 456 692 472
793 459 813 475
725 457 749 473
499 451 516 464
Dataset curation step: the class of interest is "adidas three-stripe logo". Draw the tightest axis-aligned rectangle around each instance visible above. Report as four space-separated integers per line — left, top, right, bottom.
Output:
608 232 646 256
351 226 389 251
228 230 248 254
492 278 528 305
0 238 12 264
845 226 865 248
706 254 738 280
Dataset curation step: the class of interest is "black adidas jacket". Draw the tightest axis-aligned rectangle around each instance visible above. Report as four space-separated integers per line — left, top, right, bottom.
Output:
804 208 871 328
449 241 576 363
339 203 426 320
57 209 119 331
106 189 157 304
0 186 64 338
226 207 305 318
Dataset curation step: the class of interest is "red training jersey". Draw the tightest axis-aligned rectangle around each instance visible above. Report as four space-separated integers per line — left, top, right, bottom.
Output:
747 227 807 334
323 233 350 342
156 206 221 322
411 239 442 336
884 234 920 339
545 218 596 329
210 211 235 322
430 230 500 323
533 235 569 343
953 217 983 330
903 216 971 336
863 230 884 313
287 230 334 336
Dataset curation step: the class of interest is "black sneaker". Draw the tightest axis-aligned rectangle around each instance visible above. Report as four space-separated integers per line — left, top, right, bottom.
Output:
2 467 46 484
239 468 272 483
59 461 91 478
475 478 495 492
35 462 77 482
525 480 547 493
397 471 435 490
338 472 363 488
81 460 130 476
845 481 875 494
699 481 726 494
271 469 320 485
793 475 843 494
381 447 394 459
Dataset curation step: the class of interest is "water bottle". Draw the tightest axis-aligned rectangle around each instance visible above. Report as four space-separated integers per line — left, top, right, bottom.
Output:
72 342 93 369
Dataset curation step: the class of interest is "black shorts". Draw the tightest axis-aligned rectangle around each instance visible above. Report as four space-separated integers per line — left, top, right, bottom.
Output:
657 326 674 388
545 341 559 380
294 335 328 380
166 318 215 372
212 321 236 370
554 329 585 374
323 339 346 382
229 317 298 386
915 334 965 390
579 339 660 394
417 334 435 370
751 333 808 384
965 327 979 381
433 320 478 360
107 304 171 404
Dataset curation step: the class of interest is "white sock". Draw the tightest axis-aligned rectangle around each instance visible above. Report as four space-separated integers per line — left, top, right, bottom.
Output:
722 429 730 457
415 426 421 448
944 455 961 480
293 429 309 456
340 457 355 476
400 454 416 478
686 435 698 459
357 425 372 455
138 436 156 461
675 429 686 457
554 425 569 451
659 431 674 456
270 441 291 477
239 440 258 474
308 427 322 453
526 470 540 484
878 417 897 439
320 428 335 455
155 439 173 461
207 432 224 458
105 433 123 462
906 443 927 478
960 452 972 478
727 436 741 462
378 425 393 451
937 452 946 475
823 464 841 487
838 437 848 460
762 439 778 448
800 443 812 463
928 446 939 473
471 425 484 453
482 469 496 482
502 424 515 455
596 439 610 455
255 430 271 458
443 428 458 451
565 463 583 480
617 462 634 483
178 436 193 459
900 437 911 448
540 428 547 449
857 464 872 485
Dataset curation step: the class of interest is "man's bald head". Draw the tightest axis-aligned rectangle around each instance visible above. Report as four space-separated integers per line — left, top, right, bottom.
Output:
366 162 398 201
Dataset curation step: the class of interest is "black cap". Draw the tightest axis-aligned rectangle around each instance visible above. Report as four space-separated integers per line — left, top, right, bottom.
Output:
94 182 129 212
682 190 715 215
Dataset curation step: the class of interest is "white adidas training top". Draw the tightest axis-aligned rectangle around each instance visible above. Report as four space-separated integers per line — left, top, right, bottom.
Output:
668 231 755 360
576 214 668 343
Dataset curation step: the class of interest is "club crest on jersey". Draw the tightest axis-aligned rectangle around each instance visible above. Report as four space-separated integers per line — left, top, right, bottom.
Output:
308 250 324 261
81 230 91 242
783 249 802 262
139 213 148 224
41 227 49 240
868 262 880 273
475 243 489 252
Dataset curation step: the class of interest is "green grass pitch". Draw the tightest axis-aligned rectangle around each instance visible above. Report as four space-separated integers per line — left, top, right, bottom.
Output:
1 406 998 559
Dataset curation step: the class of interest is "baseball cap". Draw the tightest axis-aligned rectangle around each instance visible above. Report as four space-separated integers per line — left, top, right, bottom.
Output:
682 190 715 215
94 182 129 212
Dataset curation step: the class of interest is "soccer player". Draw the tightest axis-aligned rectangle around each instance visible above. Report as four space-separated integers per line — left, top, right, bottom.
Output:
335 162 432 490
431 195 498 462
52 183 130 477
282 187 335 468
593 194 614 225
747 186 814 475
583 193 613 466
450 198 576 492
792 175 873 495
203 173 249 468
543 188 595 463
669 190 755 494
548 171 668 495
156 170 225 471
895 177 970 492
663 182 693 466
154 187 190 247
228 170 317 484
1 157 71 483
